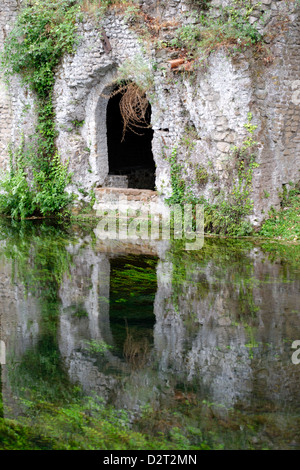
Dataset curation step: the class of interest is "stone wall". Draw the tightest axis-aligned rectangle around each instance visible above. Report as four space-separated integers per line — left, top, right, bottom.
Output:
0 0 300 226
0 0 17 170
0 0 37 171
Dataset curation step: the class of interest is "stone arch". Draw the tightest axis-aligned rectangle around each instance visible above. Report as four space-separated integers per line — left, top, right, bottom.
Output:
92 81 115 186
94 81 155 190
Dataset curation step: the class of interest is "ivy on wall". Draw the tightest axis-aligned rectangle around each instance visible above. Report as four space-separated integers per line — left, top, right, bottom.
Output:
0 0 81 218
166 113 260 236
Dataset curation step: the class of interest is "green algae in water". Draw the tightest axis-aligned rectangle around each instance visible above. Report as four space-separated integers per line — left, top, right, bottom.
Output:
109 255 157 355
0 219 299 449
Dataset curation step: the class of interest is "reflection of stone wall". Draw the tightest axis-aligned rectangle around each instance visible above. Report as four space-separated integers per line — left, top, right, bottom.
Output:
57 241 118 399
1 235 300 416
0 252 42 417
0 258 41 358
56 238 300 412
153 249 300 410
59 241 113 345
153 257 253 407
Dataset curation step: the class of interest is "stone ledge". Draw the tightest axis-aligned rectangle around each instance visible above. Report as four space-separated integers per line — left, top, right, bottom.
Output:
95 187 159 202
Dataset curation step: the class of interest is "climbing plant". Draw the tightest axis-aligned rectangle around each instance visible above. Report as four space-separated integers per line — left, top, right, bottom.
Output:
204 113 260 235
161 0 263 61
0 0 80 218
166 113 260 236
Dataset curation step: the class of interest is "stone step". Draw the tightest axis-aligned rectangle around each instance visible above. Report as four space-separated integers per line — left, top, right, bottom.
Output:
95 187 159 203
93 187 169 218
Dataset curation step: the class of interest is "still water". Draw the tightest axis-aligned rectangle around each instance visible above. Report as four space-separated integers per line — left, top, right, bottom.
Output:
0 219 299 449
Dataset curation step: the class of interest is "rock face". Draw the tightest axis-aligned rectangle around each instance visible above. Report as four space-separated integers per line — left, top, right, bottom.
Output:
0 0 300 226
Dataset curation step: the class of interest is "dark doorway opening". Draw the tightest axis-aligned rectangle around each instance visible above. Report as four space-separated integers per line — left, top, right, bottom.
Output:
106 87 155 190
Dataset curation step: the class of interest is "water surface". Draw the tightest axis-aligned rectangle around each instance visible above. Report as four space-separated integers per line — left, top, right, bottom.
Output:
0 220 299 449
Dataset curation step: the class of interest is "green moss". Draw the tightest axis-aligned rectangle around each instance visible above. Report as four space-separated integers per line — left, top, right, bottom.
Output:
0 396 208 450
259 184 300 241
194 164 209 186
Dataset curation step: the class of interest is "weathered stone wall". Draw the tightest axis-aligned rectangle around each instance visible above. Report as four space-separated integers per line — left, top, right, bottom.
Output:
0 0 37 171
0 0 18 169
0 0 300 226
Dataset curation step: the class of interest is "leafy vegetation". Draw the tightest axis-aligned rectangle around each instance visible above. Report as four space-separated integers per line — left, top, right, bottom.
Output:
82 339 114 354
81 0 137 14
0 0 80 218
0 144 35 220
158 0 264 63
115 53 155 97
0 394 209 450
165 147 190 207
259 183 300 241
194 164 209 186
166 113 260 236
0 147 73 219
204 113 260 236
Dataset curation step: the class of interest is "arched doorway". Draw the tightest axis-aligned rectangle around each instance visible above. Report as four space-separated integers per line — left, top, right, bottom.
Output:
106 84 155 190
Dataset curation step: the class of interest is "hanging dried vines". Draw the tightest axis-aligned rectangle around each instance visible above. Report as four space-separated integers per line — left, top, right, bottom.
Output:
111 82 151 141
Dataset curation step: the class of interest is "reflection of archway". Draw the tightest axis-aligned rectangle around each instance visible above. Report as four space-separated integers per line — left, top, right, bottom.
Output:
108 256 156 358
106 85 155 190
